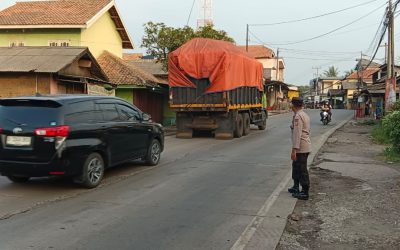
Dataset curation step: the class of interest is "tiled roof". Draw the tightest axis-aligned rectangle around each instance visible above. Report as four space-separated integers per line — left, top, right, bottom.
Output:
0 46 108 81
0 0 133 49
128 60 167 76
123 53 143 61
0 0 111 26
97 51 162 87
238 45 275 59
346 68 379 80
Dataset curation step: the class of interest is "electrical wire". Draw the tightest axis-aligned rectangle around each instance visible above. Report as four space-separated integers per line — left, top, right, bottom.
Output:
265 3 388 46
186 0 196 26
249 0 380 26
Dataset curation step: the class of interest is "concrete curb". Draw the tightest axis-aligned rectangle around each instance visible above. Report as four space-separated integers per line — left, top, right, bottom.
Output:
231 115 354 250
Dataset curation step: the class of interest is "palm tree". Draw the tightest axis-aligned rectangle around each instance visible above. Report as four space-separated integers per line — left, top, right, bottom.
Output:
344 69 355 77
323 66 339 77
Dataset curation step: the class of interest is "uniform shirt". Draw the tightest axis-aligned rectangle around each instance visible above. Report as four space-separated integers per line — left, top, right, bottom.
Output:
291 109 311 153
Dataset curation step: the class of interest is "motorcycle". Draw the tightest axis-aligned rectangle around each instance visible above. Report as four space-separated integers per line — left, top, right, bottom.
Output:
321 111 330 125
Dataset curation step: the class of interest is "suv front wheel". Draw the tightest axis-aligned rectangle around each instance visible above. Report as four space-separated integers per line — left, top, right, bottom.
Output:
76 153 104 189
145 139 161 166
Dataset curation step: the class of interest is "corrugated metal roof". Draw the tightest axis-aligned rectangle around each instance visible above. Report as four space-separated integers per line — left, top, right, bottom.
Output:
0 46 88 73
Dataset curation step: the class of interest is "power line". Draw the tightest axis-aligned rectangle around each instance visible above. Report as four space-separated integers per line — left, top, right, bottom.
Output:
249 0 380 26
265 3 387 46
279 48 360 55
186 0 196 26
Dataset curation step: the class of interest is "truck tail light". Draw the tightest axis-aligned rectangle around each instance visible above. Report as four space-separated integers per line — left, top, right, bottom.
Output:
35 126 69 137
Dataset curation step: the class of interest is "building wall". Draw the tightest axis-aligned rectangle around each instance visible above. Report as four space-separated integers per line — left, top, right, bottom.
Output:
81 11 123 58
116 88 134 104
258 58 285 82
288 90 299 100
0 73 51 98
0 28 81 47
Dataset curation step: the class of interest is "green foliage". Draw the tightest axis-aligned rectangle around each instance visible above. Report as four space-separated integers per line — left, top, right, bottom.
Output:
391 100 400 111
344 69 355 78
384 147 400 162
371 121 390 144
382 111 400 152
323 66 340 77
141 22 234 71
297 85 311 96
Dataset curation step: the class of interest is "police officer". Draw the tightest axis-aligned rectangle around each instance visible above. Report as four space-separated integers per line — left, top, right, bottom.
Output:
288 97 311 200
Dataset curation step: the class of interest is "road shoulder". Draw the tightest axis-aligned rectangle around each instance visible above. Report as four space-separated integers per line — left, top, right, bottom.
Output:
276 121 400 249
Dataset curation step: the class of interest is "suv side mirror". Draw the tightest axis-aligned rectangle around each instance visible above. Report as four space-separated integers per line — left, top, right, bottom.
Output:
142 113 152 122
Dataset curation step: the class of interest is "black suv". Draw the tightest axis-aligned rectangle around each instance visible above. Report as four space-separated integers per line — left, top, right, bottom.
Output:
0 95 164 188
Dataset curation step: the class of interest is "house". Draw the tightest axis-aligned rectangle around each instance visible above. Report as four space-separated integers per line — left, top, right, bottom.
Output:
0 0 170 123
309 77 342 104
341 81 359 109
238 45 285 82
125 57 176 125
360 64 400 117
98 51 166 124
265 81 290 110
0 0 133 58
0 46 111 98
346 68 380 86
287 85 300 100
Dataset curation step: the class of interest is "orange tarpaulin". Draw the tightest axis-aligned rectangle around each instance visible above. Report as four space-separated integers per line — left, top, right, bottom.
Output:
168 38 264 93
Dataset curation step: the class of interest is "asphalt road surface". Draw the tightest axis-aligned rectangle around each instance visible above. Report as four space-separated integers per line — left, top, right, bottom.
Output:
0 109 353 250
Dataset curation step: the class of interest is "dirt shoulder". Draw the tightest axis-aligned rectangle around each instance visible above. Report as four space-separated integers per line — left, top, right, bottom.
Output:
276 121 400 250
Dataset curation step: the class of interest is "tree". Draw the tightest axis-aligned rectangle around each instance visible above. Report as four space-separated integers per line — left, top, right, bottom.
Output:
297 85 311 96
344 69 355 78
323 66 340 77
141 22 234 70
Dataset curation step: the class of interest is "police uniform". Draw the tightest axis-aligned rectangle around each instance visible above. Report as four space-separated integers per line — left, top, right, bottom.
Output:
290 104 311 200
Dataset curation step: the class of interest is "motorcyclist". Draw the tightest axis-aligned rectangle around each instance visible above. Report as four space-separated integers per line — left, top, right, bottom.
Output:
320 101 332 121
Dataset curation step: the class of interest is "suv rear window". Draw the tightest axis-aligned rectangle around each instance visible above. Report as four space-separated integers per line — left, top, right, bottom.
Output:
0 99 62 127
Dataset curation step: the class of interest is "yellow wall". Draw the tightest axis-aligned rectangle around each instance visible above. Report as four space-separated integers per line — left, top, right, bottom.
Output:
288 90 300 100
0 29 81 47
81 11 123 58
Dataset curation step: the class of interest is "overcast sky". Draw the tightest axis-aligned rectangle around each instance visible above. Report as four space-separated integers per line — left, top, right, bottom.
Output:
0 0 397 85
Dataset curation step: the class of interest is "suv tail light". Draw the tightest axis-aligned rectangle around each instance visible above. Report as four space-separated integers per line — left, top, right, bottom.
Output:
0 128 3 134
35 126 69 137
35 126 69 152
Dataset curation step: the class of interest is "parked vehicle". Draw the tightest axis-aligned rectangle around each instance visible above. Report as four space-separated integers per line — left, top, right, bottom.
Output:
169 38 267 139
0 95 164 188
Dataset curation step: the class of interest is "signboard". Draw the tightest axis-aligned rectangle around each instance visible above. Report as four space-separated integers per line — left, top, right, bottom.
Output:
87 84 115 96
314 95 320 102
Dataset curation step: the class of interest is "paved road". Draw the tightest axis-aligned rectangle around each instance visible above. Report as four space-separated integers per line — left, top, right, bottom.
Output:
0 109 353 250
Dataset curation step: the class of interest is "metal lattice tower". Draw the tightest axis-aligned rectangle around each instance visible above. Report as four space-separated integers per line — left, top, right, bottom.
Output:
197 0 213 29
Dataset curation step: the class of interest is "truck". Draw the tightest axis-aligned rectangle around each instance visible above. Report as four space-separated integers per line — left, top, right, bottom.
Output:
168 38 267 139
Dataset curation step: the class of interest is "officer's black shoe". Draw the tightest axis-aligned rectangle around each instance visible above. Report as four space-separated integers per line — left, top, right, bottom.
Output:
288 186 299 194
292 191 309 200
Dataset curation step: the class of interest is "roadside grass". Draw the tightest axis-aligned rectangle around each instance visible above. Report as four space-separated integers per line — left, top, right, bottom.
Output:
371 121 400 163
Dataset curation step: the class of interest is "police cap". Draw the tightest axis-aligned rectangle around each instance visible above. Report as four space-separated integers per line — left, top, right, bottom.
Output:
291 97 304 107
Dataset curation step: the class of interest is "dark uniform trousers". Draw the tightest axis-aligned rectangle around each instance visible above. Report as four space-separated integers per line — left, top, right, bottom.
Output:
292 153 310 191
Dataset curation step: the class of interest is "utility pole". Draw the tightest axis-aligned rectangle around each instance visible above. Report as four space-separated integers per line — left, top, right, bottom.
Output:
276 48 280 81
246 24 249 52
386 0 396 112
312 66 321 107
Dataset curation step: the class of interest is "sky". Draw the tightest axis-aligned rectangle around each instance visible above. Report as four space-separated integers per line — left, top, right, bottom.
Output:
0 0 397 86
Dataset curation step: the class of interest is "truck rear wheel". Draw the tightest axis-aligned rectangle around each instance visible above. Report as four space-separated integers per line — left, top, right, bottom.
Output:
234 114 244 138
243 113 250 136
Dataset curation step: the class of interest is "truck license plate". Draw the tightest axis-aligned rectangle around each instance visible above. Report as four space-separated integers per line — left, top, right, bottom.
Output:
6 136 32 146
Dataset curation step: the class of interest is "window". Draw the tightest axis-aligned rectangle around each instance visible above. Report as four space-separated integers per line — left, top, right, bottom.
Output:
98 103 119 122
117 104 140 122
65 101 101 124
9 41 25 47
49 40 70 47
